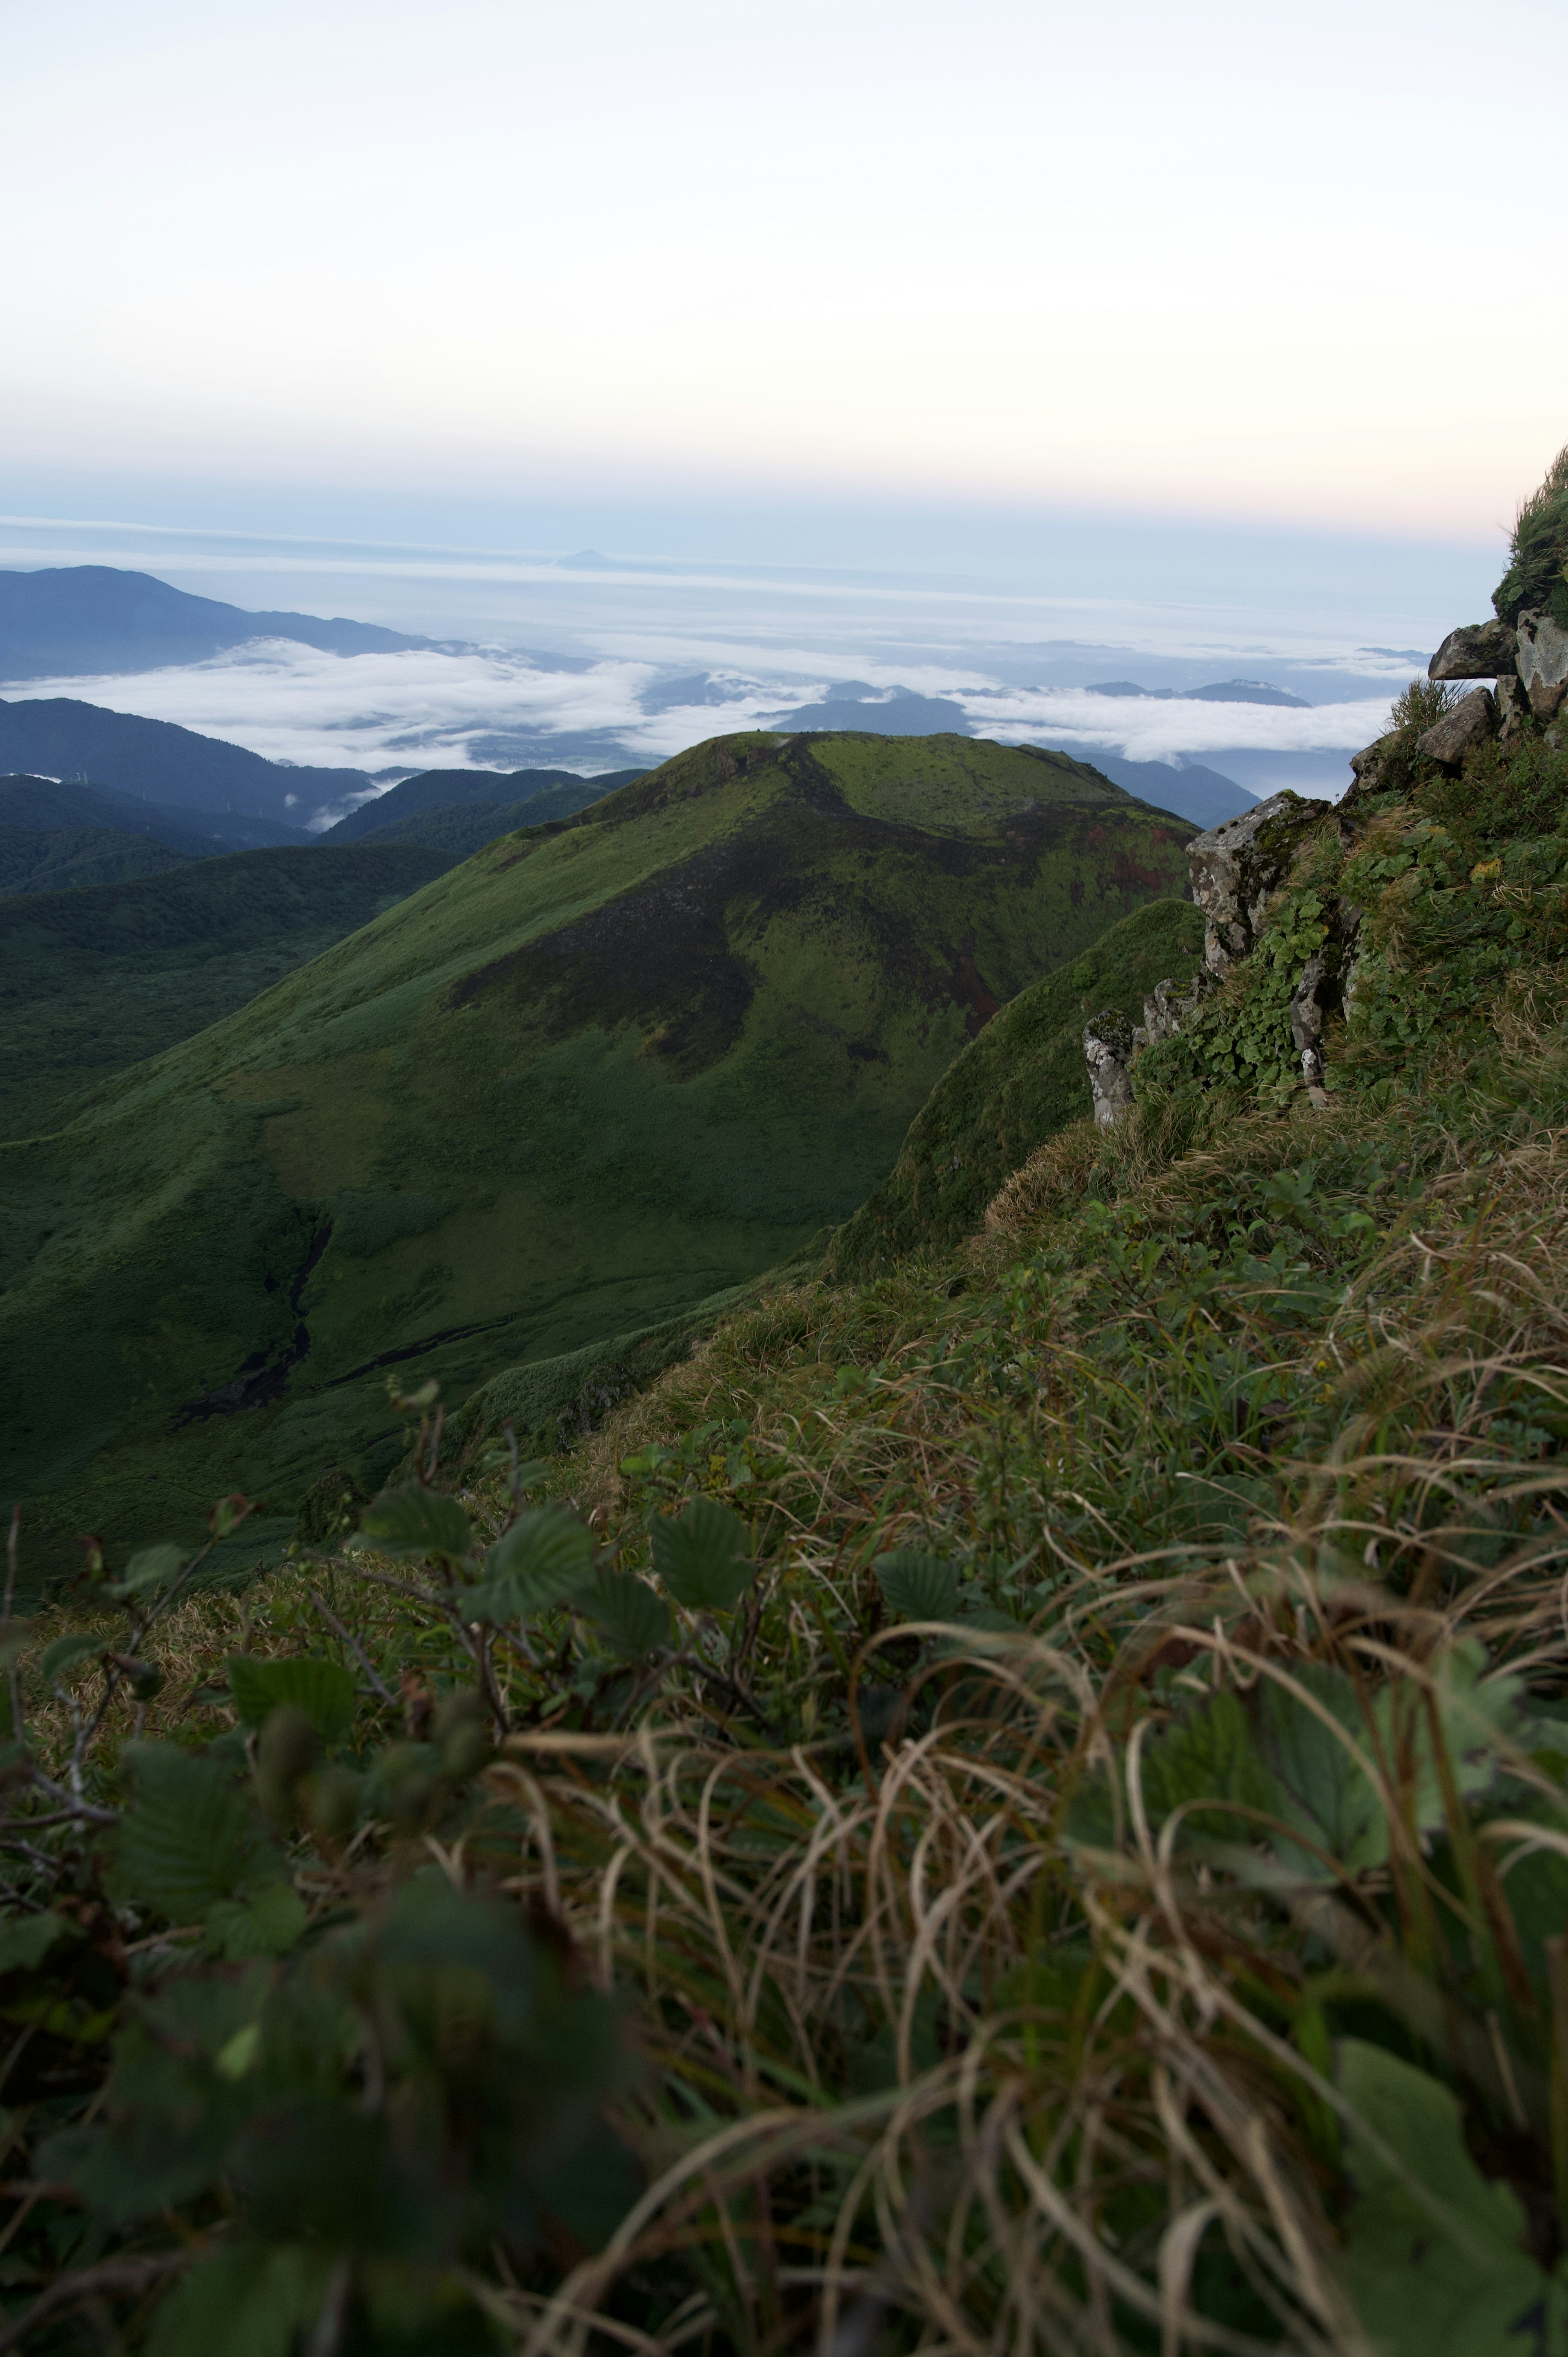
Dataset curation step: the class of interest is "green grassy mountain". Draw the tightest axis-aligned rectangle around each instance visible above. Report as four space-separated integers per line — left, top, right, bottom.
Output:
0 842 455 1140
3 729 1192 1567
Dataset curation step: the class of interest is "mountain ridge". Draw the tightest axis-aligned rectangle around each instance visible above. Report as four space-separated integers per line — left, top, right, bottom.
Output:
0 564 441 680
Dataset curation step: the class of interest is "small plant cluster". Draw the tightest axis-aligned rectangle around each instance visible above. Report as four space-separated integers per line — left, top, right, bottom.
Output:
1493 442 1568 628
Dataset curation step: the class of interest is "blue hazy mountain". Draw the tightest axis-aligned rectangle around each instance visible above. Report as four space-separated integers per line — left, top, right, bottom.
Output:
0 566 439 681
1076 753 1256 829
1086 677 1310 707
0 696 376 821
319 766 647 844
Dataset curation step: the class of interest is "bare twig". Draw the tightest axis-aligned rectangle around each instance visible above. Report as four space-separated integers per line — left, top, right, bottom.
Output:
310 1589 395 1706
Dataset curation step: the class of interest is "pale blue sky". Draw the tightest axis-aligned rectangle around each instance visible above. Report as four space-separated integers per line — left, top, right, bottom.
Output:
3 0 1564 555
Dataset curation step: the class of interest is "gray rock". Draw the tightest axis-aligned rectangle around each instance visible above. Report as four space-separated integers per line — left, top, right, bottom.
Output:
1289 952 1329 1075
1185 791 1331 975
1429 621 1517 680
1495 676 1531 738
1517 609 1568 724
1142 969 1214 1045
1083 1012 1136 1127
1417 689 1496 767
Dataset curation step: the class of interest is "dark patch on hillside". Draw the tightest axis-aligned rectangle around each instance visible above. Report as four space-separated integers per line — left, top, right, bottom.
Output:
450 742 1178 1078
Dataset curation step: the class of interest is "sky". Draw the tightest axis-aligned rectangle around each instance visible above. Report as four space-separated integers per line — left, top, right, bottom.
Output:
1 0 1562 805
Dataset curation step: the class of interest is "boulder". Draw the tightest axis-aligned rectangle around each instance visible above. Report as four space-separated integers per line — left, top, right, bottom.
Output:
1517 609 1568 724
1083 1012 1136 1127
1185 792 1331 975
1417 689 1496 767
1429 621 1517 680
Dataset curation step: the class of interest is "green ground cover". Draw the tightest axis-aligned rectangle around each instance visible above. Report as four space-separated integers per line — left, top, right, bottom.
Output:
0 822 194 898
0 842 455 1140
2 731 1190 1571
6 655 1568 2353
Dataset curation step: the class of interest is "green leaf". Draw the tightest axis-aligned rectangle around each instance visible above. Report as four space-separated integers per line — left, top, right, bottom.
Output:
1255 1665 1386 1881
1138 1690 1280 1844
40 1633 104 1686
652 1497 754 1612
463 1508 594 1622
358 1486 474 1565
875 1550 960 1623
0 1909 82 1972
227 1654 357 1742
206 1880 307 1960
117 1745 277 1921
109 1542 186 1600
581 1569 672 1657
148 2243 338 2357
1338 2038 1567 2353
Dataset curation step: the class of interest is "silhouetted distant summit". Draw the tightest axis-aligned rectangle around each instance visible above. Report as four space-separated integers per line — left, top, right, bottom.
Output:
0 566 441 681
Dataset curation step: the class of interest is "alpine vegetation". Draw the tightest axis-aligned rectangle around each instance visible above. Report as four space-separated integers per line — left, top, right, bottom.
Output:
6 455 1568 2353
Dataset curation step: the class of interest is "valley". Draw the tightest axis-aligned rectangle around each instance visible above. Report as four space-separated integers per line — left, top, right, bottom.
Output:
2 727 1193 1573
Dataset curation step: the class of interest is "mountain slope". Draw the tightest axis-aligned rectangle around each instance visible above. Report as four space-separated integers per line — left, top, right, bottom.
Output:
824 895 1206 1277
2 729 1193 1564
0 565 437 679
320 765 646 844
0 843 455 1139
0 825 195 898
0 698 374 821
0 773 312 853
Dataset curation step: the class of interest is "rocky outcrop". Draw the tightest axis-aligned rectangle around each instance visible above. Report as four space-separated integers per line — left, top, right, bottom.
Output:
1517 610 1568 724
1083 1013 1136 1127
1141 970 1212 1048
1417 689 1497 767
1429 621 1517 680
1185 792 1332 975
1495 677 1532 737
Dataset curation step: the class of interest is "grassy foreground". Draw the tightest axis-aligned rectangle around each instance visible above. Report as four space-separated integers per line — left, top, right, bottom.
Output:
4 649 1568 2350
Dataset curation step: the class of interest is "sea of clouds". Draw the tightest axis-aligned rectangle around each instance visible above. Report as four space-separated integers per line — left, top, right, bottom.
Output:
1 637 1403 807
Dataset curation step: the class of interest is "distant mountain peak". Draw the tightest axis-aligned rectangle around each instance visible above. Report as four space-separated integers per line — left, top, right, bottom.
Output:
0 565 439 685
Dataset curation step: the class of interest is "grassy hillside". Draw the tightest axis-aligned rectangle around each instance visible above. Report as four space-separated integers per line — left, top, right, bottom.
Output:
7 653 1568 2353
3 729 1191 1565
0 841 454 1139
826 894 1205 1276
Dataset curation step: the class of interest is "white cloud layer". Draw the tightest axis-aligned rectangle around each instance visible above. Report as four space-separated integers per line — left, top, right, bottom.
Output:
0 640 1403 807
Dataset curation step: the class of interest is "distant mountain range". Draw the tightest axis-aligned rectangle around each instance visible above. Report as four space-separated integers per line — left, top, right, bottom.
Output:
1086 677 1310 707
0 566 439 680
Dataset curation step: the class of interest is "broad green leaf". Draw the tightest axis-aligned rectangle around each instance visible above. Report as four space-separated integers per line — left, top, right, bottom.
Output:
1137 1690 1280 1844
1255 1664 1386 1881
463 1508 595 1622
109 1542 187 1600
41 1632 104 1686
1373 1638 1522 1827
875 1550 959 1623
0 1909 82 1972
227 1654 357 1742
653 1497 754 1612
581 1569 672 1657
1338 2038 1567 2353
148 2242 338 2357
117 1744 277 1921
358 1486 474 1565
206 1880 307 1960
